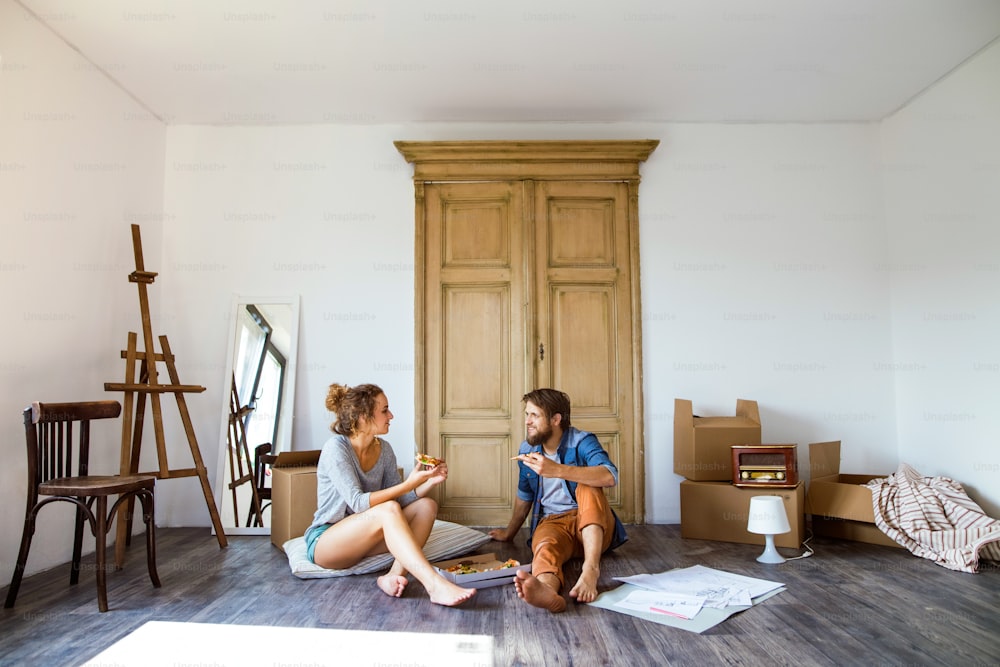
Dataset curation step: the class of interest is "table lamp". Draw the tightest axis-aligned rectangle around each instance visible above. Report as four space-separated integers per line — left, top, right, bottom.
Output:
747 495 791 564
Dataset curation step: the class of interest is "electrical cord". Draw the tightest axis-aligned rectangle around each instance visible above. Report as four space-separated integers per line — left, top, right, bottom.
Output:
783 529 815 561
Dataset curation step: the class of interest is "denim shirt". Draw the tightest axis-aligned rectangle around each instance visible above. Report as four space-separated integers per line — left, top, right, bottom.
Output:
516 426 628 550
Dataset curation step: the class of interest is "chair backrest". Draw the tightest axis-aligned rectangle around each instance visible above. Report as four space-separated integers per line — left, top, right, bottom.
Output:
253 442 275 495
24 401 123 493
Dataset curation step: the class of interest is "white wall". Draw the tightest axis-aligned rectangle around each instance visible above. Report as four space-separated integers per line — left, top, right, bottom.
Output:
641 122 899 521
0 2 166 581
160 120 899 528
882 40 1000 518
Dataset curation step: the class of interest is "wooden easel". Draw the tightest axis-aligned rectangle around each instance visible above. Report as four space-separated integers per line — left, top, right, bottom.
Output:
227 373 265 528
105 224 227 566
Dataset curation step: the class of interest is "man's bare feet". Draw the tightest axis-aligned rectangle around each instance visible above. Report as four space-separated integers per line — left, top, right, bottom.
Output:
377 574 409 598
425 577 477 607
514 569 566 613
568 563 600 603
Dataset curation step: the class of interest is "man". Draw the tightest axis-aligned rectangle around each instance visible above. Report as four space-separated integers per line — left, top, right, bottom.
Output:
489 388 627 613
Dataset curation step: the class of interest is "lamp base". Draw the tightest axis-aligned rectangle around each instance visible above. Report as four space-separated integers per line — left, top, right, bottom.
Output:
756 534 786 564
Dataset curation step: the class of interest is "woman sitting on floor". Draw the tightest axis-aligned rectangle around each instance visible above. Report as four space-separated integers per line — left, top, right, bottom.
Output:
303 382 475 607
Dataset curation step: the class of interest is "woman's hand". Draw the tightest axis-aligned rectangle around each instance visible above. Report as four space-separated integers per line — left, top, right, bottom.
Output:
423 460 448 486
409 460 448 496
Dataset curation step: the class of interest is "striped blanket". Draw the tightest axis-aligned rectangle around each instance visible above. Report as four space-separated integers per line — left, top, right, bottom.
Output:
866 464 1000 573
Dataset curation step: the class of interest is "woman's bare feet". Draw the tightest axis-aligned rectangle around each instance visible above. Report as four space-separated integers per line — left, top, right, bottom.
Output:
377 574 409 598
568 563 600 603
514 569 566 613
424 577 477 607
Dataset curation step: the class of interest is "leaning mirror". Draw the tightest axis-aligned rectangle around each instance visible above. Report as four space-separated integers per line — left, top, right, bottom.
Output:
214 295 300 535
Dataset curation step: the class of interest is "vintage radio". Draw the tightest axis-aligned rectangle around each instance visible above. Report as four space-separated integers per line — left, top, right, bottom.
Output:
731 444 798 487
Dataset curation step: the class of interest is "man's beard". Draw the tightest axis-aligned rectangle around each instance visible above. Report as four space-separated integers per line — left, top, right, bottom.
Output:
526 421 552 446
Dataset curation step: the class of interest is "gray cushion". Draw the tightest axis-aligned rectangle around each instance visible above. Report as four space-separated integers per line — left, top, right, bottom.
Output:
284 519 491 579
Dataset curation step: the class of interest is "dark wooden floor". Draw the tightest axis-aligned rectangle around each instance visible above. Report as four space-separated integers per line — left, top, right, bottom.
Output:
1 525 998 666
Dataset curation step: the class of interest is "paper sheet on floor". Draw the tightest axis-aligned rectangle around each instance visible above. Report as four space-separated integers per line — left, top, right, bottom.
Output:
591 565 785 634
614 589 706 619
615 564 783 607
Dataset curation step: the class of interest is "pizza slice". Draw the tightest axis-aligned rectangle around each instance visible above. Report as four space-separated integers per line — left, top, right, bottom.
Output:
446 561 479 574
415 453 443 467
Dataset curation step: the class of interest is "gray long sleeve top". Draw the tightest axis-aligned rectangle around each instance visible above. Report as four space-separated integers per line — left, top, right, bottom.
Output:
307 433 417 533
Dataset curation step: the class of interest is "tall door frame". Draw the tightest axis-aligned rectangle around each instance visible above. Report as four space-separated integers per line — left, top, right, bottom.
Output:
396 140 658 525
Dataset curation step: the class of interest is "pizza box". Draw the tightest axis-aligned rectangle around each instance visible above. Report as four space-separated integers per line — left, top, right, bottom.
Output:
432 553 530 589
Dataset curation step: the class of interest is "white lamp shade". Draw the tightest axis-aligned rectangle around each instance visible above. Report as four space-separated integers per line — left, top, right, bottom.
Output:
747 496 791 535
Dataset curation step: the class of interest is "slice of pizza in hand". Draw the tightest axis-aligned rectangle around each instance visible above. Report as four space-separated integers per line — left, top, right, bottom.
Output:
416 453 444 467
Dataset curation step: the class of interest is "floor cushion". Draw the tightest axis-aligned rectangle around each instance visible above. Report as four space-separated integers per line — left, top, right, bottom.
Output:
283 519 491 579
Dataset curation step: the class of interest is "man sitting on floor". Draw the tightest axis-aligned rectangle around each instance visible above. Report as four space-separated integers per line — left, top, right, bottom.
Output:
489 388 627 613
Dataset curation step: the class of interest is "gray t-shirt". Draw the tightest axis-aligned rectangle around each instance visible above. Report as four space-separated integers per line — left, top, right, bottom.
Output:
539 451 576 516
307 433 417 532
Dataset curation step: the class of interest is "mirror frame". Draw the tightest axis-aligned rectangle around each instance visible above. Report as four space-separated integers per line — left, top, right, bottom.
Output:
213 294 300 536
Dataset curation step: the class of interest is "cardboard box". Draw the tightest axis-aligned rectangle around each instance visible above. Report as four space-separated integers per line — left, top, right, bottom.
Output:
433 553 530 589
680 480 804 549
806 441 901 548
674 398 762 480
270 450 322 551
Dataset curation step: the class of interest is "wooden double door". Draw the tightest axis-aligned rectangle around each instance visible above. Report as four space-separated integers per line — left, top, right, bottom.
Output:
397 141 658 526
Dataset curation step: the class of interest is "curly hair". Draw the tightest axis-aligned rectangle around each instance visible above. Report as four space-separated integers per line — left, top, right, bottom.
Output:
326 383 385 436
522 388 572 429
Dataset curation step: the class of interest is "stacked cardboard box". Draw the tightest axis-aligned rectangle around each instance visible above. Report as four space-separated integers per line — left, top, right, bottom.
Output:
674 398 762 480
680 480 805 548
675 398 805 548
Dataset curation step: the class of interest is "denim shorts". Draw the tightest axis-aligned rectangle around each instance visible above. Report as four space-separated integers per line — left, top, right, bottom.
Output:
304 523 332 563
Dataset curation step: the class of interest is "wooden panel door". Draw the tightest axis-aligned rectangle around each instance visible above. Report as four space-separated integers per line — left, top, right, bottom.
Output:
423 181 528 525
531 180 639 520
399 140 657 527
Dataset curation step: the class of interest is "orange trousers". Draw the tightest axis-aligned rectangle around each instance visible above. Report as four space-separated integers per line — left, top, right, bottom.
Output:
530 484 616 591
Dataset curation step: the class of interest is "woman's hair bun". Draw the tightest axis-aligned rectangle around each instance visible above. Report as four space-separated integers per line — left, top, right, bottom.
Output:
325 383 348 412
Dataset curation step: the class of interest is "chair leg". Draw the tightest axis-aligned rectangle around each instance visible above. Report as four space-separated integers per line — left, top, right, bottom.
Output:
246 501 265 528
4 514 37 609
138 490 161 588
70 501 87 585
123 494 135 548
95 496 109 612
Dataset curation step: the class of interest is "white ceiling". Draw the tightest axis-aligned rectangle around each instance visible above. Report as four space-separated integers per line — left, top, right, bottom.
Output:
17 0 1000 125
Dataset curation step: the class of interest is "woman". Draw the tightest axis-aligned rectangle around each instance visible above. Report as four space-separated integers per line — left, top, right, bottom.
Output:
304 383 476 607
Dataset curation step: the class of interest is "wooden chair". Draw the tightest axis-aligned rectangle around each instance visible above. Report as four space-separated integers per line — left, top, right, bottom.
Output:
4 400 161 612
245 442 276 527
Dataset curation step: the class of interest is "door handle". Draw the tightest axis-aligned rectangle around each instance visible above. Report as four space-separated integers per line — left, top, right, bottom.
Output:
539 342 545 361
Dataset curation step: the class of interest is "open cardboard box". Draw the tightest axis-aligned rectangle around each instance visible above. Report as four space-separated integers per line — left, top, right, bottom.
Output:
806 441 901 548
680 480 804 548
433 553 530 589
270 450 322 551
674 398 762 481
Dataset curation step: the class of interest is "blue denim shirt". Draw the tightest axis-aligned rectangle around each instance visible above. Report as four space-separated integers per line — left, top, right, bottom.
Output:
516 426 628 550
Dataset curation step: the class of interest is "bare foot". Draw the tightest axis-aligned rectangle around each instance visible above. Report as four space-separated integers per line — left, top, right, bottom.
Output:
425 577 477 607
514 569 566 613
377 574 409 598
568 563 600 603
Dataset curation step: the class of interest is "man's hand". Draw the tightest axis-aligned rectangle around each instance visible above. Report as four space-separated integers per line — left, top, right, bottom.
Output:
513 452 559 478
488 528 515 542
514 451 616 488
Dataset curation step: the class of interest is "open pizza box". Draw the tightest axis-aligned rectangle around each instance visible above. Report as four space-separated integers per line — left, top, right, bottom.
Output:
432 553 530 589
